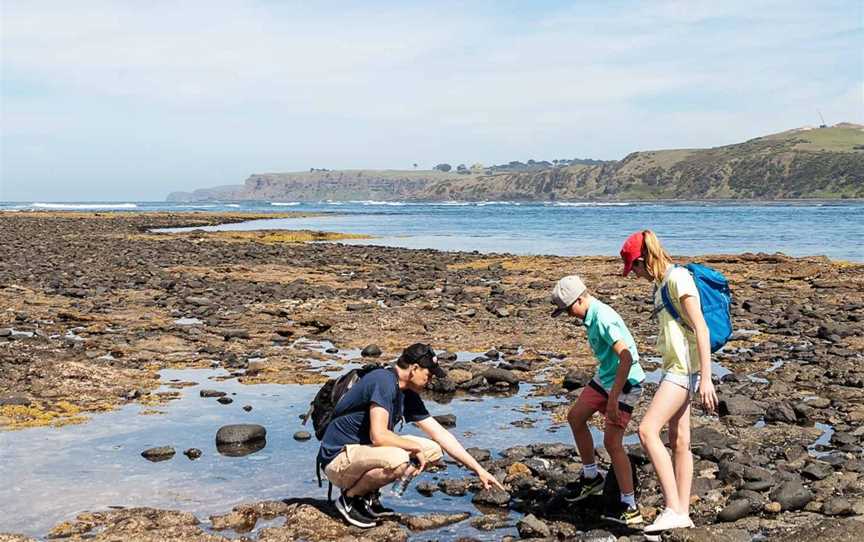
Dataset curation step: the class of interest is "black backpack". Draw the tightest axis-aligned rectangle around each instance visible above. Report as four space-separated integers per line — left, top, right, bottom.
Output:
302 363 384 440
303 363 391 500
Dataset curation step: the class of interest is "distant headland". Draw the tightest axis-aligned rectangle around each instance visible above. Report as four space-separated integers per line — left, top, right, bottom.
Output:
168 123 864 202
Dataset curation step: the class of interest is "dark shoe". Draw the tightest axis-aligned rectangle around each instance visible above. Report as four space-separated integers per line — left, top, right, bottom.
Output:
363 491 397 518
564 473 605 503
601 501 644 526
335 493 377 528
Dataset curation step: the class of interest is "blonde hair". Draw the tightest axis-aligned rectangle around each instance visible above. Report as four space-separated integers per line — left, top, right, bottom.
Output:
642 230 672 283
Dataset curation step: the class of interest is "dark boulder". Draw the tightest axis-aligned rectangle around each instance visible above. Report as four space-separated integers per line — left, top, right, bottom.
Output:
517 514 551 538
471 488 511 507
562 369 590 391
770 479 813 511
216 424 266 445
719 395 764 417
141 446 175 462
765 401 797 424
718 499 753 522
482 367 519 386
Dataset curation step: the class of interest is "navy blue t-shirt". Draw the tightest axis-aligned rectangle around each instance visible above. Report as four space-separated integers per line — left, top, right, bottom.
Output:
318 368 430 466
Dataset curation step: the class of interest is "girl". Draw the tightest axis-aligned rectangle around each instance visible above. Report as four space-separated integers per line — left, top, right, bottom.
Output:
619 230 718 533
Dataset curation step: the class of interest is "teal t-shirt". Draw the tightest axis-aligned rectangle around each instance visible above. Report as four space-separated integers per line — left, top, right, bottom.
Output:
583 299 645 390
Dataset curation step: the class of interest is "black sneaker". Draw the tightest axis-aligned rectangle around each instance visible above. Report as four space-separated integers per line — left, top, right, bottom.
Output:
601 501 644 526
334 493 378 528
564 473 605 503
363 491 397 518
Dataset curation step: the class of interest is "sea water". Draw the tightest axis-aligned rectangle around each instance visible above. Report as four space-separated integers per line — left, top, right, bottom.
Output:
3 200 863 261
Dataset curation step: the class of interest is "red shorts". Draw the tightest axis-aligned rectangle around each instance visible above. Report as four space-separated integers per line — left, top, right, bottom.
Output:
576 382 636 429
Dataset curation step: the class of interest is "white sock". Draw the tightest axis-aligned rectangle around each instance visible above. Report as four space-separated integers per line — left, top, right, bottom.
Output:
582 463 598 479
620 492 636 508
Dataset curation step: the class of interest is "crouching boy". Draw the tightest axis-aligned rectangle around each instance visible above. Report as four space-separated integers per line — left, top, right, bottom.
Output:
550 275 646 525
318 343 504 528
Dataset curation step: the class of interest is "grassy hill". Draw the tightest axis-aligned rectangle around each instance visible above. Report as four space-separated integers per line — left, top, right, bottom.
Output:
168 124 864 202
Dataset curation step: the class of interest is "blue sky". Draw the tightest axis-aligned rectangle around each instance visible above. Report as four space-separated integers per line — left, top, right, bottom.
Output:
1 0 862 201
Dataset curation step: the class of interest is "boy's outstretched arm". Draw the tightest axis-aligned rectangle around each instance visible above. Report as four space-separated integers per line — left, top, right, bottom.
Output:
415 416 505 490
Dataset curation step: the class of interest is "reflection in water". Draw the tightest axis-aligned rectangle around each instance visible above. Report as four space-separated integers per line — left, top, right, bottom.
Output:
0 356 638 540
217 439 267 457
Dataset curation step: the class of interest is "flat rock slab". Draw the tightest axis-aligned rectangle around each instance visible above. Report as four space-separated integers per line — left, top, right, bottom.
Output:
216 424 267 444
398 512 470 531
0 393 31 406
200 390 227 398
471 488 511 507
666 526 752 542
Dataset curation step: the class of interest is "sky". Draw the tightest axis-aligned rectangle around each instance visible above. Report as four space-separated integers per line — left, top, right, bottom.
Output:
1 0 862 201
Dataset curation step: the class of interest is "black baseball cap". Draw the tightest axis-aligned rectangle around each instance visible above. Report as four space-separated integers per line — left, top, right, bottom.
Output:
399 343 446 378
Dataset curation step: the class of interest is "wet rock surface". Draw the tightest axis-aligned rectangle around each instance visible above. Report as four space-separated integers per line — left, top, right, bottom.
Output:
215 424 266 444
1 212 864 540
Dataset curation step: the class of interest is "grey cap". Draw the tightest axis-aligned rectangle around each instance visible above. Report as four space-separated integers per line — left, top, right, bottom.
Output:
550 275 587 317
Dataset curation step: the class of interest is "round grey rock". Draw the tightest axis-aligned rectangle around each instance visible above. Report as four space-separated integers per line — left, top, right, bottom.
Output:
361 344 382 357
216 424 266 445
718 499 753 522
770 479 813 511
293 430 312 441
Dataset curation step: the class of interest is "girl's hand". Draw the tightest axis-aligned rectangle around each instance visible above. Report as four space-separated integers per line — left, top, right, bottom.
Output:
699 379 718 413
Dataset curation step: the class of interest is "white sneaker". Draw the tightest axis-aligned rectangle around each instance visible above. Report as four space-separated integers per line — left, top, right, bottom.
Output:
643 508 693 533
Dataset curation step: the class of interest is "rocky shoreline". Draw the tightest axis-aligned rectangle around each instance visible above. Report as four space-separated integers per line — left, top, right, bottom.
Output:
1 211 863 541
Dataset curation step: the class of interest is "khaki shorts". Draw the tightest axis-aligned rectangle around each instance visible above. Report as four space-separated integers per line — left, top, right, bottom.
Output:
324 435 443 489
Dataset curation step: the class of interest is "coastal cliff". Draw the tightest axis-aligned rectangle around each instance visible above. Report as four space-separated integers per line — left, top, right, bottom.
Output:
168 124 864 202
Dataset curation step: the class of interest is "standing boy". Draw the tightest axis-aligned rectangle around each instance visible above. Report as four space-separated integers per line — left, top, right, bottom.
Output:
550 275 646 525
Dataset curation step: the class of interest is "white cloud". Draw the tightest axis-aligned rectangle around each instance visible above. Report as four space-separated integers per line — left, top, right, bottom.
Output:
1 0 861 200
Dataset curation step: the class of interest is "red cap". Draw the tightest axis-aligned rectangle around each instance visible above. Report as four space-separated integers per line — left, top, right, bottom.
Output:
620 231 644 277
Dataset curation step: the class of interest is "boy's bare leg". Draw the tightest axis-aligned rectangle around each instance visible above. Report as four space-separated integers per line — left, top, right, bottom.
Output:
603 424 633 494
567 402 598 467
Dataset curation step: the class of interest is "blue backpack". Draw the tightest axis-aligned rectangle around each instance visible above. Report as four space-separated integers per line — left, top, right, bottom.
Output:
660 263 733 353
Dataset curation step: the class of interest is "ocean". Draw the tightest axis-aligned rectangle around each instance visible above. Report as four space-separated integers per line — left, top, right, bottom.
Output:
2 200 863 262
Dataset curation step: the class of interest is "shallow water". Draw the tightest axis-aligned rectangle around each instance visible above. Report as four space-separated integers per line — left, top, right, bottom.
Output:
0 353 618 540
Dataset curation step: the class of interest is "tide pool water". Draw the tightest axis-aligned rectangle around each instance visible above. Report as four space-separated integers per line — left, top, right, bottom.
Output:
3 200 863 261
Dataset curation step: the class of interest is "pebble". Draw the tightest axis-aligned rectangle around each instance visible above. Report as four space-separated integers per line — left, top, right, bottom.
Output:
183 448 202 460
200 389 227 398
293 431 311 441
217 396 233 404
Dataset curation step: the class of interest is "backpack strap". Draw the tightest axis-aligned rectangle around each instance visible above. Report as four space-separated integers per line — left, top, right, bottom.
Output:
659 267 694 332
316 456 335 502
